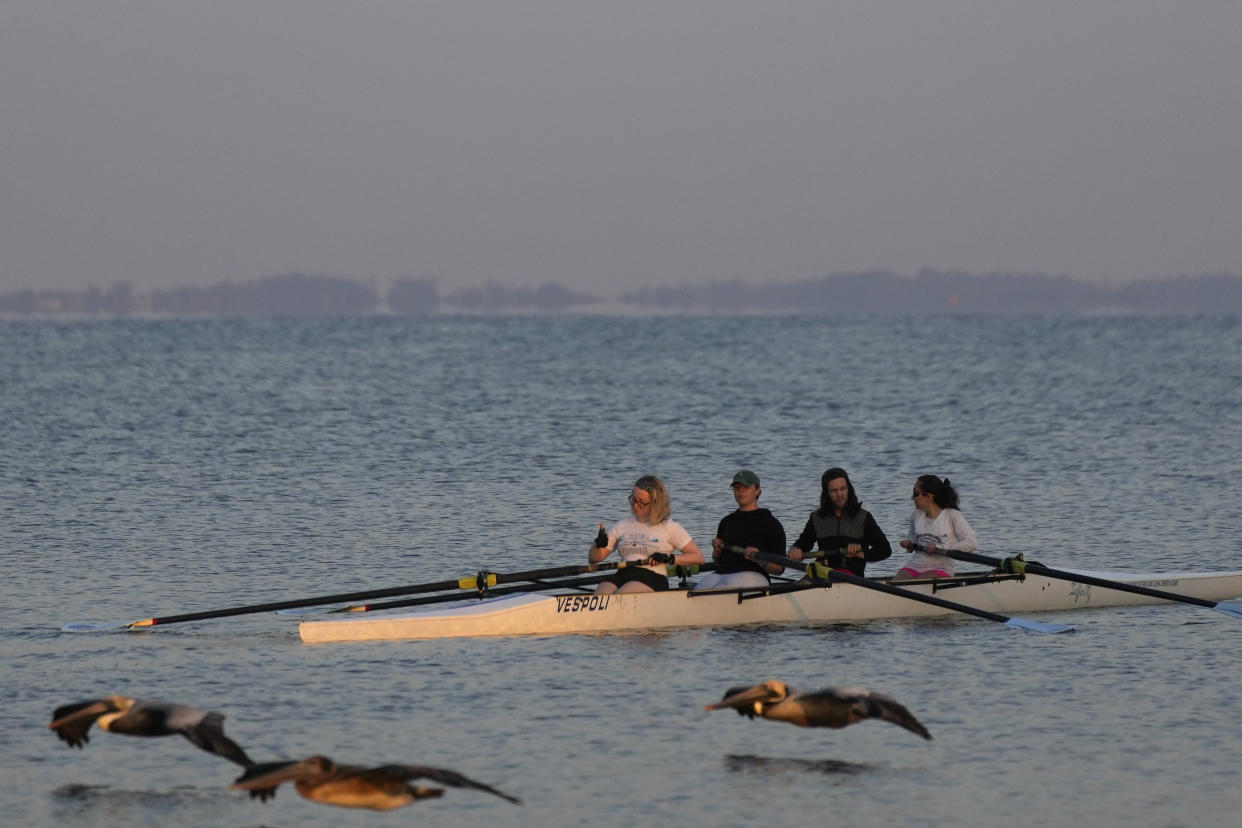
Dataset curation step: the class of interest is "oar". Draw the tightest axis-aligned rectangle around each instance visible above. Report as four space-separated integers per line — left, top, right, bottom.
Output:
736 548 1074 634
284 562 715 617
289 573 614 617
61 559 664 632
938 549 1242 619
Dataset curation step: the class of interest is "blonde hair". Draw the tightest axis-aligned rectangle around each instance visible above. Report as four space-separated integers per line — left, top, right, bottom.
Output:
632 474 672 524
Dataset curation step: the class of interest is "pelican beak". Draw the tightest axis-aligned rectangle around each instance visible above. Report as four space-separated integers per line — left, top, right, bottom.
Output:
705 684 781 711
48 699 118 731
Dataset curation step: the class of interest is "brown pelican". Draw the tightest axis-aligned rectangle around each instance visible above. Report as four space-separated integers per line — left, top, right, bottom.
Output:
230 754 521 811
49 695 259 767
706 680 932 740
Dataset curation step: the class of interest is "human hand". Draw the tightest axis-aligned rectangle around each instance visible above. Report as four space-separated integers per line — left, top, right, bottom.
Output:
787 548 804 561
649 552 675 565
594 524 608 548
845 544 864 558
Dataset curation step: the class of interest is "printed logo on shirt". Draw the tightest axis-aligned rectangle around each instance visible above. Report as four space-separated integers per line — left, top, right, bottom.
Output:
617 532 662 560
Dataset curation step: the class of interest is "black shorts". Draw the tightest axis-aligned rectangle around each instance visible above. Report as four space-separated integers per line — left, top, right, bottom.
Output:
605 565 670 592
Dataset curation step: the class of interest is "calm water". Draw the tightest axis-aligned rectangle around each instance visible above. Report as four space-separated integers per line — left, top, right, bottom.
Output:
2 314 1241 827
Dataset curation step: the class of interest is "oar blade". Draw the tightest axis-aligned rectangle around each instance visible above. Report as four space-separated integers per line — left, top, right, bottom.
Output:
1211 601 1242 619
1003 617 1076 634
61 619 143 633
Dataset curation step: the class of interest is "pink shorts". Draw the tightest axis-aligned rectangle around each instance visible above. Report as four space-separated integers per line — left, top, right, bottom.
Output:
897 567 951 579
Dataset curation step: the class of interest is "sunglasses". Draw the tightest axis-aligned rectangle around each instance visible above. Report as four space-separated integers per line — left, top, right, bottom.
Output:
628 494 652 507
912 490 926 498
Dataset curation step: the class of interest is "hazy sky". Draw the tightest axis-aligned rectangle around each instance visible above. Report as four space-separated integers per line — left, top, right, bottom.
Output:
3 2 1240 295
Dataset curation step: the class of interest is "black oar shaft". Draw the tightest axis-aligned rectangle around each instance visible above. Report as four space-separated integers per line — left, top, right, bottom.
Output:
339 573 613 614
134 577 473 626
123 560 640 627
338 563 715 615
750 550 1014 624
734 547 1073 632
943 549 1221 609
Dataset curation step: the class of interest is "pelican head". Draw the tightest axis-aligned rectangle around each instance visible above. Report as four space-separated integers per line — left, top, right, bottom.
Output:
705 680 790 717
88 696 135 731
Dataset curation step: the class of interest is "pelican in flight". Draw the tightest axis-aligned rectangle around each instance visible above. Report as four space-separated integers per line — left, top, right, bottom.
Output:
706 680 931 740
230 754 521 811
49 695 259 767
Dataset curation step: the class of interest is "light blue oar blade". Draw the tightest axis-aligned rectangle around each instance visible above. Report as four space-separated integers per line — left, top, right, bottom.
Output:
1211 601 1242 619
1003 617 1076 634
61 620 138 633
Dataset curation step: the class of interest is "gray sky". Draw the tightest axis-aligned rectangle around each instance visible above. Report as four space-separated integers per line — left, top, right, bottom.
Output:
3 2 1240 295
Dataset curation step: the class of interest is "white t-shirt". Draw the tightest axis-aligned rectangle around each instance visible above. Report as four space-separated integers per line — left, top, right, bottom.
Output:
904 508 978 576
606 517 694 576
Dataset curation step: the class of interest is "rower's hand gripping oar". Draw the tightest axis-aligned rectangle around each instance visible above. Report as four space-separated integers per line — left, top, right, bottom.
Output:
938 548 1242 619
731 547 1074 634
61 559 670 632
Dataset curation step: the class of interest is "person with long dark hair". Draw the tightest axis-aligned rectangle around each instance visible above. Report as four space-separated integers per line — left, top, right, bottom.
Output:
787 467 891 577
589 474 705 594
894 474 978 580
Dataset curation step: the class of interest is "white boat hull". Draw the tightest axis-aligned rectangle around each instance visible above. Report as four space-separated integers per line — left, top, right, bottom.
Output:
298 569 1242 643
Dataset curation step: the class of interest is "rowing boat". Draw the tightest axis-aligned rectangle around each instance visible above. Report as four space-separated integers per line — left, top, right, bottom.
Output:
298 568 1242 643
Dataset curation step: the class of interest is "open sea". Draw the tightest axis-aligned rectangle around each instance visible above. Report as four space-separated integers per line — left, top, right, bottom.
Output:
2 313 1241 827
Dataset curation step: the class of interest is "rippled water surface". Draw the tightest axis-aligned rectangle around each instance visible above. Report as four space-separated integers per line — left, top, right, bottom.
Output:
3 315 1241 827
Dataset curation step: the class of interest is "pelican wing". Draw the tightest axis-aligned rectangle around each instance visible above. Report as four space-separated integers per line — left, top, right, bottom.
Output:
49 699 118 748
231 758 315 800
181 711 255 767
232 758 318 787
793 687 931 739
856 691 932 741
376 764 521 804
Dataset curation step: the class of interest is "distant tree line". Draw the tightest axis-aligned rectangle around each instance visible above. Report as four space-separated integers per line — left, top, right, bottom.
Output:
3 269 1242 317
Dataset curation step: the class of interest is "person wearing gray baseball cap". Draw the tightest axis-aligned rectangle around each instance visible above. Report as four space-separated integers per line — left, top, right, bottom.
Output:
695 469 787 590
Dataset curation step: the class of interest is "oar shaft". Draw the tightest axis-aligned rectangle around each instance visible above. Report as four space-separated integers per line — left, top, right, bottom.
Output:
131 577 474 626
343 562 715 614
337 573 614 613
746 550 1015 624
110 560 646 628
941 550 1220 609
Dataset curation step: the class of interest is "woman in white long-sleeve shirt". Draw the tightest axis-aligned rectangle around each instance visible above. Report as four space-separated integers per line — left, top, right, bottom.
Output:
895 475 977 580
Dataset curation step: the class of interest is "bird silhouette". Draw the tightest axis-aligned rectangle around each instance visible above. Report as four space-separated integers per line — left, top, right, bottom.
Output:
706 680 931 740
49 695 276 800
230 754 521 811
49 695 261 765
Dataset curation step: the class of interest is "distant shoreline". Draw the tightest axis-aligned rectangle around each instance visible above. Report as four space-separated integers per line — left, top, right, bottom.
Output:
4 269 1241 317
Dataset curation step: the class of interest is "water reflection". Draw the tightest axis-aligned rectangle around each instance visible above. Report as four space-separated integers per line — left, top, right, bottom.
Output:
49 783 230 821
723 754 874 776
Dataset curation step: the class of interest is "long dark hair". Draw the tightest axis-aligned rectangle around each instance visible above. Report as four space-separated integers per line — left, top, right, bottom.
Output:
816 467 861 517
916 474 960 510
